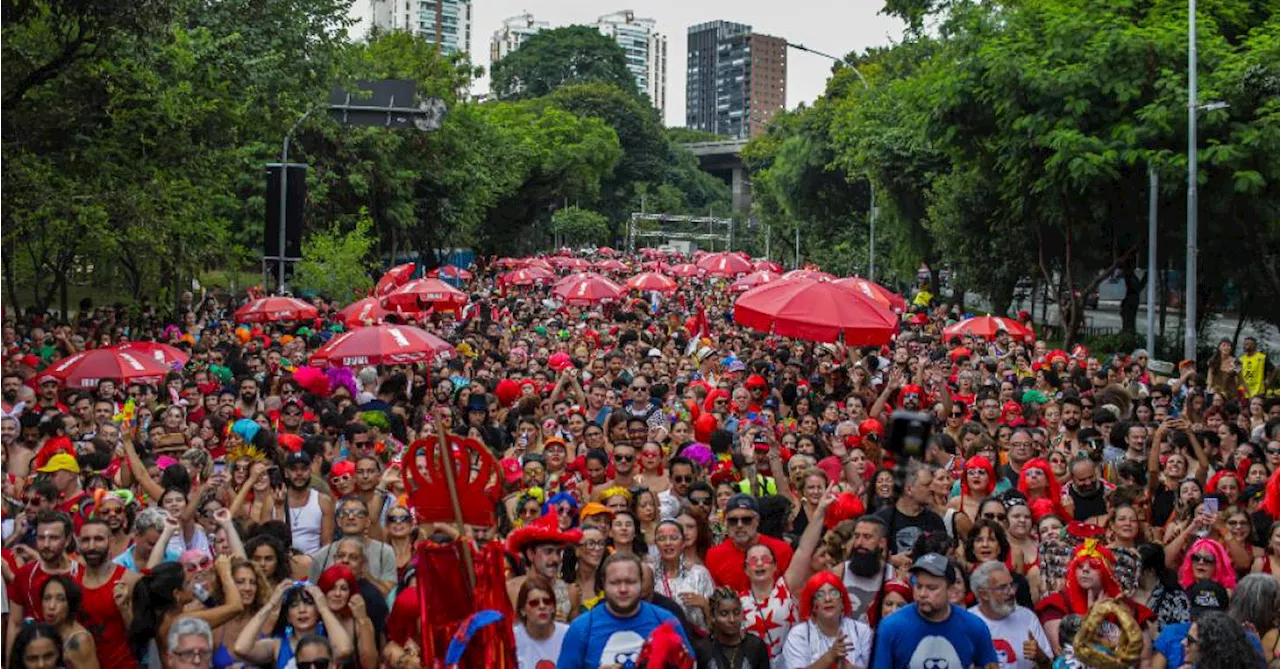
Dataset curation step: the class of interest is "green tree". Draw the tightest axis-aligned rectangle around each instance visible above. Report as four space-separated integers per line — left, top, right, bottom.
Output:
293 214 376 300
490 26 639 101
550 207 611 246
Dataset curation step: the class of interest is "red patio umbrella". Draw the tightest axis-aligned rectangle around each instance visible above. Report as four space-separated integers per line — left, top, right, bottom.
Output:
495 257 525 269
375 263 416 296
523 258 554 271
553 257 592 272
734 277 898 344
234 296 318 323
783 268 836 282
697 252 752 277
942 316 1036 343
114 342 190 368
668 263 703 278
639 260 670 272
337 297 399 327
753 260 784 273
639 248 665 259
310 324 455 367
46 348 173 388
381 278 467 312
597 247 619 257
729 270 781 293
624 272 678 294
554 273 623 305
500 267 556 287
833 277 907 313
426 265 473 281
593 259 629 273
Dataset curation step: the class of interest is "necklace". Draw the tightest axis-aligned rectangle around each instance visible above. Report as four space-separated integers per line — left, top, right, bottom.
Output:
720 639 742 668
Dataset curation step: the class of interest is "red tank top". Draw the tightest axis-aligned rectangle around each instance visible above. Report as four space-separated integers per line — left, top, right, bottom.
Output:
76 565 139 669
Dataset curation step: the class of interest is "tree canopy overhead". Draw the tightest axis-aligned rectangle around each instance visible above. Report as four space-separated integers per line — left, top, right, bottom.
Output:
490 25 640 101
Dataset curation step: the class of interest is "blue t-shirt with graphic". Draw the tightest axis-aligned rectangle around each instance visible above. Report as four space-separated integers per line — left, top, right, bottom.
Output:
871 603 999 669
556 601 690 669
1153 621 1265 669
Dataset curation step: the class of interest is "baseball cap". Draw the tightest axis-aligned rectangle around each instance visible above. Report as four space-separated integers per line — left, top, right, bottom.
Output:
724 493 759 515
909 553 956 583
1186 580 1229 616
284 451 312 468
36 453 81 475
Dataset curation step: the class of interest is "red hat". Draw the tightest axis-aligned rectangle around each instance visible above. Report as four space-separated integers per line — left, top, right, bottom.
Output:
858 418 883 438
505 511 583 556
277 433 304 453
948 347 971 361
744 374 768 389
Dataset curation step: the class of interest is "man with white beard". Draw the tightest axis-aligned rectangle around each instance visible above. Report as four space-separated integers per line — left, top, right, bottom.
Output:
969 561 1052 668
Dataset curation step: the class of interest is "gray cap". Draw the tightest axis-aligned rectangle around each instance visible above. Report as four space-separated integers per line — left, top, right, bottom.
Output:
909 553 955 583
724 493 759 515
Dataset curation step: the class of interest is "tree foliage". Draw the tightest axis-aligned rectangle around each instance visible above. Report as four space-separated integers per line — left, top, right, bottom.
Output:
550 207 611 246
490 26 639 101
293 213 376 301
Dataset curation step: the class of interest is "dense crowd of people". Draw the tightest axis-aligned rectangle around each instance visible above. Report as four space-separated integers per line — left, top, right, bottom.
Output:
3 250 1280 669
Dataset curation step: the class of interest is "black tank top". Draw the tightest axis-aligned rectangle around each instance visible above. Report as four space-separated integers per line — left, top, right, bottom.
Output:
1069 484 1108 520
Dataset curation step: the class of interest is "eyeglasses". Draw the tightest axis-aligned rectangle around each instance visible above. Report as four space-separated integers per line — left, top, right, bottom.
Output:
526 596 555 609
172 649 214 663
98 506 125 517
581 540 607 550
297 660 332 669
812 588 843 601
630 385 648 392
387 514 412 523
1190 553 1216 565
726 515 755 527
614 454 634 462
1226 519 1249 528
673 475 693 484
23 496 44 506
745 555 774 567
1266 447 1280 456
983 583 1017 595
982 512 1008 522
182 557 213 573
690 496 712 507
338 509 369 519
950 412 964 418
352 440 372 448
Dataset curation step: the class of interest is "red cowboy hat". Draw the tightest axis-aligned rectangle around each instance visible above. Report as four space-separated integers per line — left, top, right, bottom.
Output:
505 511 583 556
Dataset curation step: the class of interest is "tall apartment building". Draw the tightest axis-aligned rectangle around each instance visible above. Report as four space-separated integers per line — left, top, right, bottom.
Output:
596 11 668 117
348 0 472 56
490 12 549 66
686 21 787 138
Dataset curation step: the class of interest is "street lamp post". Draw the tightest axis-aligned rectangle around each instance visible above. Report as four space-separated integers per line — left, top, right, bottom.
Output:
1185 0 1198 362
787 41 876 282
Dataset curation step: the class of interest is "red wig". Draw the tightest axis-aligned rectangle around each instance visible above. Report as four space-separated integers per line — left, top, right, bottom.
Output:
317 564 358 614
1206 470 1240 497
1262 467 1280 521
328 460 356 498
1018 458 1068 518
702 389 730 414
798 571 853 621
960 455 996 497
867 578 912 627
1064 540 1121 615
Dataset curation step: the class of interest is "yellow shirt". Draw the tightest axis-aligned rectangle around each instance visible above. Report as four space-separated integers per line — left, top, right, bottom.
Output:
1240 351 1267 397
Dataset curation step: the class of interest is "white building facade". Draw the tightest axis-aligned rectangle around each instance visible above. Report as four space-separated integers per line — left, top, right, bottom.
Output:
596 10 668 116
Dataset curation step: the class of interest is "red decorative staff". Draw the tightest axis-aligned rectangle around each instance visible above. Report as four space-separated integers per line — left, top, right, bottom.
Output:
395 407 515 667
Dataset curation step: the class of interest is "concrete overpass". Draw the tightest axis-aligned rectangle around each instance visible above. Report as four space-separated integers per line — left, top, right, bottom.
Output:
683 139 750 214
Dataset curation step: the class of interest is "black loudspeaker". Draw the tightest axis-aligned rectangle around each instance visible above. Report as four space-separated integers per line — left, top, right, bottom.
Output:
265 163 307 258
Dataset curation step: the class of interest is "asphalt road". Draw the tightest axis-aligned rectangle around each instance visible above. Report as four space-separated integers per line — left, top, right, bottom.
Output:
969 293 1280 350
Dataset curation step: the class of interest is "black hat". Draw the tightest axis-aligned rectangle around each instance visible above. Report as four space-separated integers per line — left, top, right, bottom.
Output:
724 493 759 516
1186 579 1229 616
284 450 312 467
467 394 489 412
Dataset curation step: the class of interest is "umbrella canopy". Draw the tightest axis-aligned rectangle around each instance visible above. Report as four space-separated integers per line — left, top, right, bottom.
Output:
639 260 670 273
597 247 618 257
624 272 678 294
942 316 1036 343
426 265 473 281
500 267 556 287
114 342 190 368
495 257 525 269
337 296 400 327
729 269 782 293
554 273 623 305
46 348 173 388
833 277 907 313
234 296 318 323
309 324 455 367
639 248 665 259
382 278 467 311
375 263 416 297
753 260 784 273
553 257 592 272
593 258 629 273
734 278 898 344
697 252 752 277
523 258 554 272
668 263 703 278
783 268 836 282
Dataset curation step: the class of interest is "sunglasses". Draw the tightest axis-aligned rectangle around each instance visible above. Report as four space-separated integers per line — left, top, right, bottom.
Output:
614 454 635 462
745 555 774 567
182 557 214 573
526 596 554 608
673 475 693 484
387 514 412 523
24 497 45 506
1266 447 1280 456
297 661 332 669
690 496 712 506
726 516 755 526
338 509 369 519
982 512 1008 522
1190 553 1216 565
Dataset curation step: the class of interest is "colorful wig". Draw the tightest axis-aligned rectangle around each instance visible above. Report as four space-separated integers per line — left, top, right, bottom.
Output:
961 455 996 497
317 563 358 615
1177 538 1236 591
1018 458 1068 519
798 571 853 621
1064 539 1121 615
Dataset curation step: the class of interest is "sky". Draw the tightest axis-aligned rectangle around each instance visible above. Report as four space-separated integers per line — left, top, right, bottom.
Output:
469 1 905 127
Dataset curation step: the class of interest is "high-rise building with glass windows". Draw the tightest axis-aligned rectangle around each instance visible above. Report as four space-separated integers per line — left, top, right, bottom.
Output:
490 12 548 66
596 10 668 117
686 20 786 138
349 0 472 56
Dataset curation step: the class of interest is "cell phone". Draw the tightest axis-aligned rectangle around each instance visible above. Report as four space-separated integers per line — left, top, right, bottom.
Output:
268 466 283 488
213 461 226 477
1203 498 1219 515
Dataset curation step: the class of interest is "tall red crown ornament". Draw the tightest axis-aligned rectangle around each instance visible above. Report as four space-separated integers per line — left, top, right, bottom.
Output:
398 413 516 668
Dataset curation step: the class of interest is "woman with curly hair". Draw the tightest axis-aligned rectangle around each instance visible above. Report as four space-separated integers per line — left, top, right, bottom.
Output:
693 587 771 669
1182 611 1257 669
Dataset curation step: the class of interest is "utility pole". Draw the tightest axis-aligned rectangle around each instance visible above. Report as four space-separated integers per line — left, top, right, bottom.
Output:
1184 0 1198 361
1147 165 1158 355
